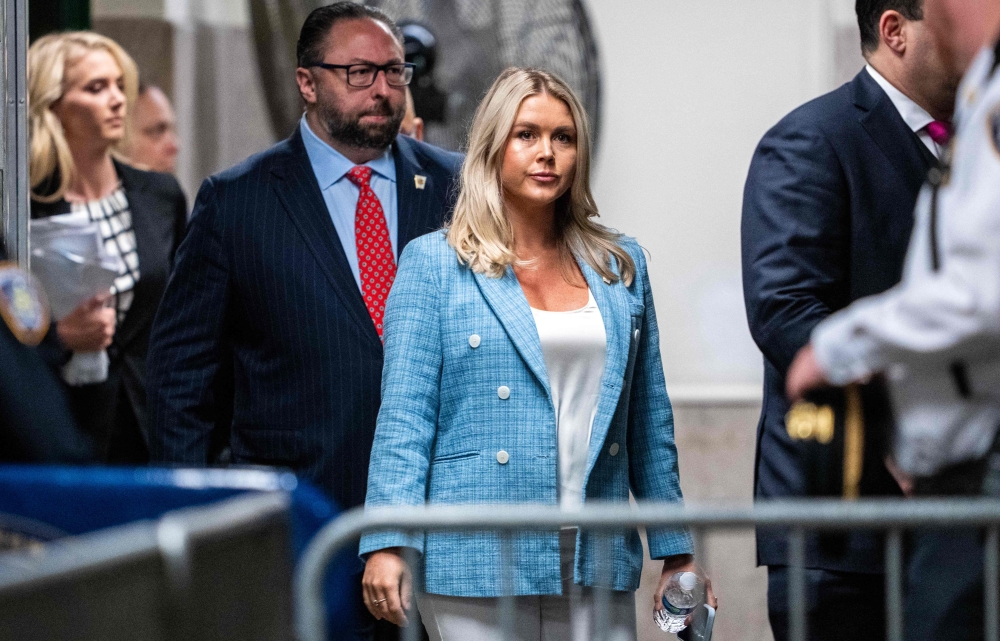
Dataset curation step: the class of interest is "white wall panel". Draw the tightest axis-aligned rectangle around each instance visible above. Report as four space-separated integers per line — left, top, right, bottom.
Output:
587 0 859 399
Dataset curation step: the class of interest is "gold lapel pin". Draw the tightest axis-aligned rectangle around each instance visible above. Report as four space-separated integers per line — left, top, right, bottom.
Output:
414 175 427 190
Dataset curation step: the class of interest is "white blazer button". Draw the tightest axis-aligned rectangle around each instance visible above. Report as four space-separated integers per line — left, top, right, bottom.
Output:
497 386 510 400
609 443 620 457
633 329 640 342
469 334 481 348
497 450 510 464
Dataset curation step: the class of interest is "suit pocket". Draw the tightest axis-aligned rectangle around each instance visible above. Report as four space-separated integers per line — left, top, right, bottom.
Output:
427 453 484 503
230 426 304 468
431 450 481 464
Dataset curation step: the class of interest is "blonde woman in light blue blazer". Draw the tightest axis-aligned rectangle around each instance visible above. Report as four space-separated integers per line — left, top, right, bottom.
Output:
359 68 713 640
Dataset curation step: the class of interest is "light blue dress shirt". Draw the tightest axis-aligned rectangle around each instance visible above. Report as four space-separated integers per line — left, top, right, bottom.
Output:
299 115 398 291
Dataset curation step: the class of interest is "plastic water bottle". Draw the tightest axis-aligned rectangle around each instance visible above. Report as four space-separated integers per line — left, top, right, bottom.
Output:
654 571 701 633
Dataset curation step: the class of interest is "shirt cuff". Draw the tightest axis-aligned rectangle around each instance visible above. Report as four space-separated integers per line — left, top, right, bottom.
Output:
811 311 882 386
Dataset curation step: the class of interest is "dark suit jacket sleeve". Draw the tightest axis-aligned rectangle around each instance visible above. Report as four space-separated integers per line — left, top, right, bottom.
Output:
147 177 230 464
0 323 93 463
742 121 849 376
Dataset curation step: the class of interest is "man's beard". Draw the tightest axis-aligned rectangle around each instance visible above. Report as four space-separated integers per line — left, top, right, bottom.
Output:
319 97 405 151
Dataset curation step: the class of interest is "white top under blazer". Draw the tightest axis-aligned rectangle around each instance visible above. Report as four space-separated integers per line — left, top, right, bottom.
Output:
530 289 607 508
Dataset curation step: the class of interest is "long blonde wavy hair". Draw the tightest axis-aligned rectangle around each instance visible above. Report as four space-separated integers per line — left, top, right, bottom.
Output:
447 67 635 286
28 32 138 203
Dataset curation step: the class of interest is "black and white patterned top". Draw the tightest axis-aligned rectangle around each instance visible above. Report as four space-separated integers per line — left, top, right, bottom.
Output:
71 187 139 325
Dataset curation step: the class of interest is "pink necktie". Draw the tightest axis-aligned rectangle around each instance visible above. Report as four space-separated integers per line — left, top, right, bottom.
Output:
346 166 396 339
926 120 953 147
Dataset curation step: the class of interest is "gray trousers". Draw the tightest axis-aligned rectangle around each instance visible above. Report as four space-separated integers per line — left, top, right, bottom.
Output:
416 529 638 641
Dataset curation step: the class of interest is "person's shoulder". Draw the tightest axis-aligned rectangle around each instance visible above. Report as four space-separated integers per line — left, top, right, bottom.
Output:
398 231 460 291
210 136 296 186
30 196 70 219
612 233 648 276
117 161 184 200
615 233 642 260
403 229 452 261
764 77 859 141
748 80 860 172
396 136 464 176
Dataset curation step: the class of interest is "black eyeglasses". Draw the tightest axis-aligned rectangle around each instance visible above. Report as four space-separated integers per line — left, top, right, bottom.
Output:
308 62 415 87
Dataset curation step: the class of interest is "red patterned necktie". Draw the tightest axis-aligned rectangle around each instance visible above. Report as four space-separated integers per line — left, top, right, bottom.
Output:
347 165 396 339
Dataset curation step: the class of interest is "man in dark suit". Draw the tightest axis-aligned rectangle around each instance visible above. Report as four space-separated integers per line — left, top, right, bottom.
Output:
741 1 961 639
146 4 461 639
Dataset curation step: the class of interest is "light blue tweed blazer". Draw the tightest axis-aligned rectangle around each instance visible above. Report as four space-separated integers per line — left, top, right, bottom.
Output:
359 230 692 597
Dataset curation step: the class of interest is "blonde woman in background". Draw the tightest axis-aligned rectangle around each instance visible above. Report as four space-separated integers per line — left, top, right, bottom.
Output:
360 67 715 640
29 32 187 463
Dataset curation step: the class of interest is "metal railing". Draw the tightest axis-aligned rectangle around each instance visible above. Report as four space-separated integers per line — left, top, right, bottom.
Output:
1 0 29 267
295 498 1000 641
0 492 294 641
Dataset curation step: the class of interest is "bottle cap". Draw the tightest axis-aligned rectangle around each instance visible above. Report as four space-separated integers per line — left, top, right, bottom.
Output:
679 572 698 591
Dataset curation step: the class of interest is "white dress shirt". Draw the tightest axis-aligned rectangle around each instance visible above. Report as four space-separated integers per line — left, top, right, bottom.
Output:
531 290 607 509
866 65 942 159
814 49 1000 476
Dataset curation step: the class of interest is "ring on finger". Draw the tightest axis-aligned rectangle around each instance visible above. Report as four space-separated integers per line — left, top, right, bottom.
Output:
372 598 387 605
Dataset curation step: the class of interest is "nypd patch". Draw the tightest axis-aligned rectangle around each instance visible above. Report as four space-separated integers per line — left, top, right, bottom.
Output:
0 262 49 346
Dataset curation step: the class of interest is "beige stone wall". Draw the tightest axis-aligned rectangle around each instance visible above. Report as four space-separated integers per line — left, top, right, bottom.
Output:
92 17 175 98
90 1 277 199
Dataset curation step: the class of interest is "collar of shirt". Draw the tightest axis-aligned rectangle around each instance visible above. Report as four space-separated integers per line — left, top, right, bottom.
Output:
866 65 936 135
299 115 396 189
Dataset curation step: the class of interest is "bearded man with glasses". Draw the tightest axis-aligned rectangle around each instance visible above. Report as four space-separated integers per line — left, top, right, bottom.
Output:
146 4 461 640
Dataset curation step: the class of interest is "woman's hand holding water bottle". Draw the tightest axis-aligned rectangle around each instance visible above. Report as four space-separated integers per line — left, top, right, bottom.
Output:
654 554 717 632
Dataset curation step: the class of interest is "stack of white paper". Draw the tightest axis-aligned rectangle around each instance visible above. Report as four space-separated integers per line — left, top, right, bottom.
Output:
30 212 123 319
30 213 125 385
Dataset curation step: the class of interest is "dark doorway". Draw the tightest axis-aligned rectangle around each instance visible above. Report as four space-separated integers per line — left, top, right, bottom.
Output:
29 0 90 42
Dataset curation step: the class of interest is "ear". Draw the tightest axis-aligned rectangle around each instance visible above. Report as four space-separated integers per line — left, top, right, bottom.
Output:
296 67 318 106
879 10 908 56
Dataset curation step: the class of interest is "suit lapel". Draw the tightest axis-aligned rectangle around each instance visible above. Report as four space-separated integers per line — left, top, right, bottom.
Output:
114 164 152 348
473 255 634 472
393 136 442 251
473 268 551 397
853 70 935 196
579 259 631 477
270 130 381 348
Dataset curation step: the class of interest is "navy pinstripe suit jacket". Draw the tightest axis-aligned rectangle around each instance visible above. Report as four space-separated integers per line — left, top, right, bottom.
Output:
146 129 462 509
